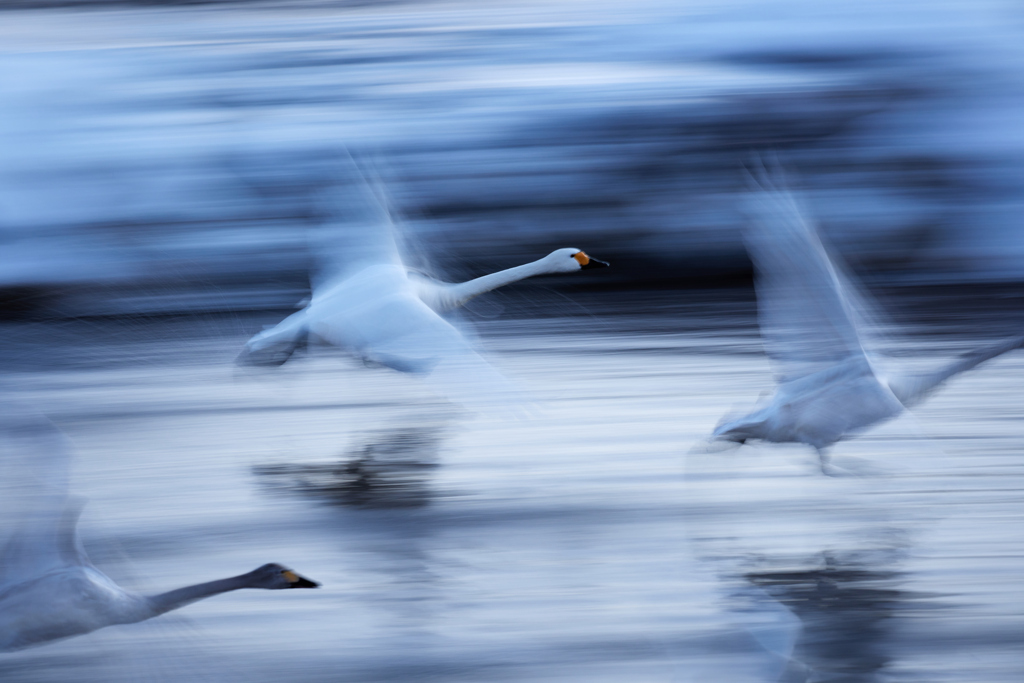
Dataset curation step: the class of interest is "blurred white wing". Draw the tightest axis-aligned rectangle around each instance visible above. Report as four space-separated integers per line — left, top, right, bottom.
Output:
744 165 878 384
0 405 88 587
304 158 521 410
310 155 404 290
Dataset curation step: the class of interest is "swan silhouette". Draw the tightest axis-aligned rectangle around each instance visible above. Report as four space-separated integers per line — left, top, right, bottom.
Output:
237 161 608 406
709 163 1024 472
0 406 318 652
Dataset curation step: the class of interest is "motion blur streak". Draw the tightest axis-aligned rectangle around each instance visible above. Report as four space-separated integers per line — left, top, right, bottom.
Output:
3 0 1024 682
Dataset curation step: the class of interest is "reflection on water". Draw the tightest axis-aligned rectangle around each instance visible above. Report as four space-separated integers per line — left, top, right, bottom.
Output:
1 293 1023 681
742 552 909 682
254 424 446 508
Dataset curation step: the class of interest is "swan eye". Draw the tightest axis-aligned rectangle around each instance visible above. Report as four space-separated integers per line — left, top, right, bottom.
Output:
572 251 590 266
282 570 299 583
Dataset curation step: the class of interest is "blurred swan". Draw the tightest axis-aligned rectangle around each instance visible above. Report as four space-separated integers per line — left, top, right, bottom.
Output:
0 406 318 652
709 163 1024 473
237 161 608 406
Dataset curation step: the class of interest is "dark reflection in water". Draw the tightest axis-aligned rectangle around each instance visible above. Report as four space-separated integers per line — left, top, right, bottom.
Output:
254 425 445 508
0 292 1021 681
741 552 910 683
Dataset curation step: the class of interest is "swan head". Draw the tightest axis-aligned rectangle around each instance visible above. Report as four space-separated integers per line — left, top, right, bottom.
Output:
543 248 610 273
246 563 320 589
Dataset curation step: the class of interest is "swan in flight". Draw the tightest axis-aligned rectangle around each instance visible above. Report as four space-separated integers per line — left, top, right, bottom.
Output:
709 164 1024 472
0 406 318 652
237 164 608 406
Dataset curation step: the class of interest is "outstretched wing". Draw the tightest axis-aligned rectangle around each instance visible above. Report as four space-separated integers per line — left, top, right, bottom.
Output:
305 156 521 409
0 405 89 587
744 162 875 385
310 154 404 290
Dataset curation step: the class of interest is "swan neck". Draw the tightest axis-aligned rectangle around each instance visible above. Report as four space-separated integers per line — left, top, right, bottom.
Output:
146 573 253 616
891 334 1024 405
446 260 548 310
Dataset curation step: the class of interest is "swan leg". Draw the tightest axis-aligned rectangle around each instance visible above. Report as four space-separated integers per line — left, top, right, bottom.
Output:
816 447 835 477
690 438 743 455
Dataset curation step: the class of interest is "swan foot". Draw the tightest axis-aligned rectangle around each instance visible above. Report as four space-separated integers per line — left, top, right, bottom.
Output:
689 438 743 455
236 339 305 367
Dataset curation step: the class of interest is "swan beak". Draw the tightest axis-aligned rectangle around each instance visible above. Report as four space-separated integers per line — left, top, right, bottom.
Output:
572 251 609 269
282 570 320 588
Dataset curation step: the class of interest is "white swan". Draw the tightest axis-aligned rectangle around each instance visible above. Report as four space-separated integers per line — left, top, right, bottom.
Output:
237 165 608 405
709 163 1024 472
0 407 318 652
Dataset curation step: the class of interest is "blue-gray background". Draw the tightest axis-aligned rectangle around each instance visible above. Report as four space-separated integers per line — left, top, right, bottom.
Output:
4 3 1024 683
5 0 1024 316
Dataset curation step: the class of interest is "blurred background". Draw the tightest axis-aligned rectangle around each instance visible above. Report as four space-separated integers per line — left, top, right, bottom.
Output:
4 0 1024 317
4 1 1024 682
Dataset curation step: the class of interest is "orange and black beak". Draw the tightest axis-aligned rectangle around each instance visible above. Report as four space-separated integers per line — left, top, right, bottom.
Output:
282 569 320 588
573 251 610 269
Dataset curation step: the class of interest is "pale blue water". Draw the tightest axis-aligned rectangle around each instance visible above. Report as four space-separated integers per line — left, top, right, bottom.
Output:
1 300 1023 682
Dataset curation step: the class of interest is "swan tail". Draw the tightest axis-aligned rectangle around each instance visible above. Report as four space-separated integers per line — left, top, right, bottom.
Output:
237 310 310 367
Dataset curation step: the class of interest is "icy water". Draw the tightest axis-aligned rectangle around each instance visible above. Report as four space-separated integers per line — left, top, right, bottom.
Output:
2 292 1024 682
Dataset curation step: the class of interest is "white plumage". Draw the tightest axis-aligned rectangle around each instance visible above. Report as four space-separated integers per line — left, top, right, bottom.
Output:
0 406 318 652
710 163 1024 472
238 160 608 408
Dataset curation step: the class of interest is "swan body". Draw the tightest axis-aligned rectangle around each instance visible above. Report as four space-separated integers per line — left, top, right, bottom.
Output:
0 408 318 652
0 566 152 650
714 358 904 451
238 166 607 405
710 164 1024 467
242 252 606 374
307 250 602 369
